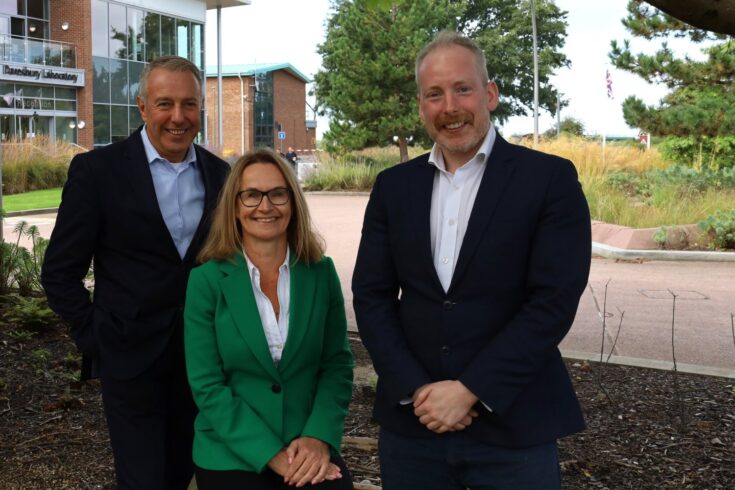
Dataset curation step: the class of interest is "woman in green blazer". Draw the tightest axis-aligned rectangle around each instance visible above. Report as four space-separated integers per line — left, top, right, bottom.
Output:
185 148 354 489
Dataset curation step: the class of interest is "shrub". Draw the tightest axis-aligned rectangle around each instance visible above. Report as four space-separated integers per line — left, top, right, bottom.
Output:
698 209 735 249
303 146 428 191
0 220 48 294
2 294 56 331
1 136 82 194
659 136 735 171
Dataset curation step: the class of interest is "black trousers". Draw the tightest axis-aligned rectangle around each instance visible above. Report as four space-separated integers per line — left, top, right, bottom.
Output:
100 330 197 490
195 455 354 490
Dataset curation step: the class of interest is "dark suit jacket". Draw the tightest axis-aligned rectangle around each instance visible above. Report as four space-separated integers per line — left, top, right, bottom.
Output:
184 254 354 472
42 128 230 380
352 134 591 448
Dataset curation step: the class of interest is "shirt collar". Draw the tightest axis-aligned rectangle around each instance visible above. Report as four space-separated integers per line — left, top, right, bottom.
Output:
140 124 196 166
243 248 290 277
428 123 497 173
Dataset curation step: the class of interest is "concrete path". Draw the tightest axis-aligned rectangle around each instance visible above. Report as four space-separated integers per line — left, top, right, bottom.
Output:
5 194 735 374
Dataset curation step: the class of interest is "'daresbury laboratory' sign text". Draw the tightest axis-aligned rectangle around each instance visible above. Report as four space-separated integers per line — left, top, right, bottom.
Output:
0 64 85 87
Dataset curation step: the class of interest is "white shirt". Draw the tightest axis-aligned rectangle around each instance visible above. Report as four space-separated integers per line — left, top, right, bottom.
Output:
243 249 291 364
429 125 497 291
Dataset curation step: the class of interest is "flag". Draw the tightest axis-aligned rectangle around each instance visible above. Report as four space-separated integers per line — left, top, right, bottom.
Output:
606 69 613 99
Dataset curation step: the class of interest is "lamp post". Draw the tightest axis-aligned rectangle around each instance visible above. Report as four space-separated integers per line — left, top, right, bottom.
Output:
531 0 539 147
0 142 4 242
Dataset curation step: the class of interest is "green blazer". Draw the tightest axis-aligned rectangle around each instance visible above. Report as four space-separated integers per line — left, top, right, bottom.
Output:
184 253 354 473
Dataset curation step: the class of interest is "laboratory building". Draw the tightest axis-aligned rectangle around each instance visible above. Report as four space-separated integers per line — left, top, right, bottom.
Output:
0 0 252 150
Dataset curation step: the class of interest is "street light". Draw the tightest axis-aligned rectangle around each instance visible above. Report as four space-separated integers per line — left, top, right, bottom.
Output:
531 0 539 147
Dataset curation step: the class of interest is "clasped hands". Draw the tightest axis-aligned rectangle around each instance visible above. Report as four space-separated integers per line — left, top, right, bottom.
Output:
268 436 342 487
413 380 479 433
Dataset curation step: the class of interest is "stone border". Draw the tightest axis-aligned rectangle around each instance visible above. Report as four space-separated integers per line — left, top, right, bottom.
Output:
592 242 735 262
6 207 59 217
562 349 735 379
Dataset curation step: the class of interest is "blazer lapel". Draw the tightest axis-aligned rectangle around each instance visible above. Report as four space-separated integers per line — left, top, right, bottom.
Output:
279 258 316 371
185 146 222 262
449 135 516 292
219 255 281 380
123 129 181 259
409 157 444 291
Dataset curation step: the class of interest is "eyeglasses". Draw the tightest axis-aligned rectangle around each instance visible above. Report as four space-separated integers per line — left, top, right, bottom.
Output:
237 187 292 207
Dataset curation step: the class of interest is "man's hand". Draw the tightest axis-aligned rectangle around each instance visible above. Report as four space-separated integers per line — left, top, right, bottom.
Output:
283 436 337 487
413 380 479 433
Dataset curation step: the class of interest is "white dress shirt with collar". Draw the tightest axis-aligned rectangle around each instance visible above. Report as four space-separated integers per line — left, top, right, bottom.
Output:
242 249 291 364
141 126 204 259
429 125 497 292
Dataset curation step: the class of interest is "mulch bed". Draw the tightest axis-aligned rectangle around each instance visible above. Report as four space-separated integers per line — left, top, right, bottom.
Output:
1 325 733 489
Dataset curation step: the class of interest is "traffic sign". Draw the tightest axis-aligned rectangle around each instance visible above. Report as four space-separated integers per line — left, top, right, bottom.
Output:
278 131 286 140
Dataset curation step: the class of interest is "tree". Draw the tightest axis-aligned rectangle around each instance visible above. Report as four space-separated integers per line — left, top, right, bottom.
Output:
609 1 735 140
314 0 569 162
643 0 735 36
544 116 584 138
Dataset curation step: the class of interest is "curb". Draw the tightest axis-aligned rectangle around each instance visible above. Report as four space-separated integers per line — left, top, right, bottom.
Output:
562 349 735 379
592 241 735 262
304 191 371 196
6 207 59 217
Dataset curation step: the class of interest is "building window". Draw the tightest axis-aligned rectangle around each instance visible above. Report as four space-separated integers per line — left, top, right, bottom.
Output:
127 8 145 62
160 15 175 57
177 20 189 59
253 72 274 149
109 59 127 104
91 1 203 147
109 2 126 59
91 0 108 58
144 12 160 62
93 104 110 145
93 56 110 103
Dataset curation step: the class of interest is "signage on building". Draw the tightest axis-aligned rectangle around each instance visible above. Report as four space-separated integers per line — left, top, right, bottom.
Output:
0 63 85 87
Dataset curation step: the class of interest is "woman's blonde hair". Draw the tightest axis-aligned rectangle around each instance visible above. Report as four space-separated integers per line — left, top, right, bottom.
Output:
198 148 325 264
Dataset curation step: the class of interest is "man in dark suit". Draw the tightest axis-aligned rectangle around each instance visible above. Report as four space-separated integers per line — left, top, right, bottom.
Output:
41 56 229 489
352 31 591 489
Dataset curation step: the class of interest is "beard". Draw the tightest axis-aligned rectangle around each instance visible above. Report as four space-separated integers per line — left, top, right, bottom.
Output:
429 111 491 158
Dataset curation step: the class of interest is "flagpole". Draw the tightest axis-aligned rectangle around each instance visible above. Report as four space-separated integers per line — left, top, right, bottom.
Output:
603 67 614 167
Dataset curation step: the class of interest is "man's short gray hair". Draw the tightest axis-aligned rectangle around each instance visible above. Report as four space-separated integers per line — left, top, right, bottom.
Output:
415 31 490 91
138 56 202 103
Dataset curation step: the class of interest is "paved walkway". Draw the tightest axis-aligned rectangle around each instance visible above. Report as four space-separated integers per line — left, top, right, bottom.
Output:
5 194 735 375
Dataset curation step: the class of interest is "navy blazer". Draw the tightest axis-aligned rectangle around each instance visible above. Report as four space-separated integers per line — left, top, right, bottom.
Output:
352 134 591 447
42 128 230 380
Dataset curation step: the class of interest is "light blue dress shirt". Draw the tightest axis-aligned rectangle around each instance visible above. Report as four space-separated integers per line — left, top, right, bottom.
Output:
141 127 205 259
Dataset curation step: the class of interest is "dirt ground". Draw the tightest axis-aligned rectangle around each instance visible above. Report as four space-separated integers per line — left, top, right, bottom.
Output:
1 326 733 489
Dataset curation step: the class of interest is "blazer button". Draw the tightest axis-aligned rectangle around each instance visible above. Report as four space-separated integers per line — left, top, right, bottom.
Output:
442 300 454 310
441 345 450 355
271 384 282 394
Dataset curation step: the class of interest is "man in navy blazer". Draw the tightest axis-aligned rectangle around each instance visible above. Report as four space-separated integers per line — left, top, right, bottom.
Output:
41 57 229 489
352 32 591 489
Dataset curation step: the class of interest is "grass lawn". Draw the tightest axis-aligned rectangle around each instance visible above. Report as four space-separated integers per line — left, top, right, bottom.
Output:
2 187 62 212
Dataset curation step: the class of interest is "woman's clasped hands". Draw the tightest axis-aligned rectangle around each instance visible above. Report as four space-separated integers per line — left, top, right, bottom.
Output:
268 437 343 487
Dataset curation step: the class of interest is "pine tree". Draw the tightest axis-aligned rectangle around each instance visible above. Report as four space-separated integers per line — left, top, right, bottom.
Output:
314 0 569 161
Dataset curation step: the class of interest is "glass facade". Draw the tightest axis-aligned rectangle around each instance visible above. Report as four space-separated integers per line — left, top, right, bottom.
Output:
253 72 273 149
0 0 74 67
91 0 204 147
0 1 80 142
0 81 77 142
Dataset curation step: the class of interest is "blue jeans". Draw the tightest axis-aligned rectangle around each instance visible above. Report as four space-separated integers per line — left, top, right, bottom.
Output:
378 428 560 490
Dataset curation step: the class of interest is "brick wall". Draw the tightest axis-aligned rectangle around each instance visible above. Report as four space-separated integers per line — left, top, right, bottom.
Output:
273 70 314 152
49 1 93 149
205 76 248 157
206 69 314 157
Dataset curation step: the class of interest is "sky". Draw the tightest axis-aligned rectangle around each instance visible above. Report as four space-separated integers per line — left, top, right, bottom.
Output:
205 0 709 139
